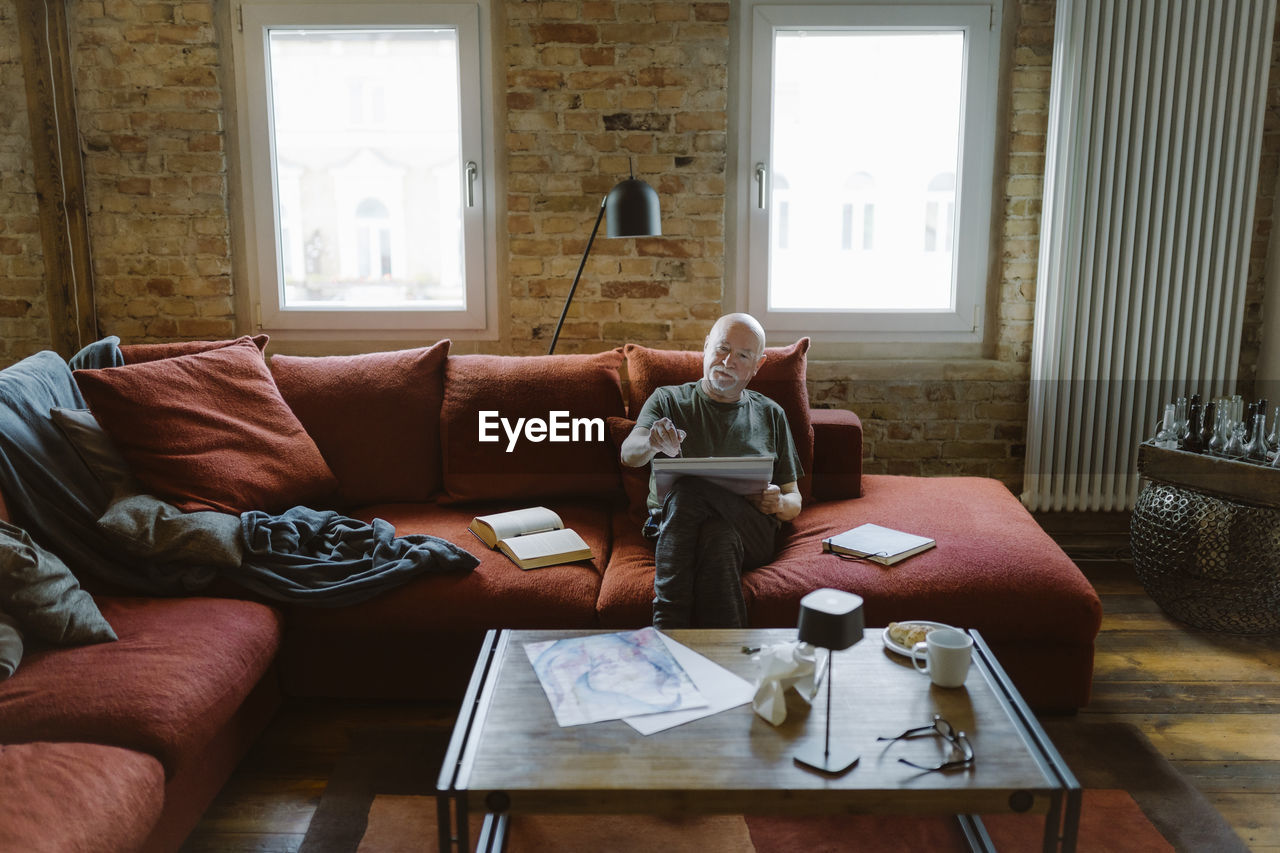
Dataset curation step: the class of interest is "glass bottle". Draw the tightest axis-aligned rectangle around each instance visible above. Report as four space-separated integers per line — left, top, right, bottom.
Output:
1244 412 1269 463
1243 402 1258 443
1224 422 1247 458
1267 406 1280 452
1208 408 1227 456
1155 403 1178 448
1181 400 1203 452
1175 396 1189 439
1199 400 1216 451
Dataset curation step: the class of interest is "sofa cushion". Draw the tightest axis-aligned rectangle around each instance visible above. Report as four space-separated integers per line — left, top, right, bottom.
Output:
440 351 626 502
0 608 21 681
0 519 116 646
0 741 165 853
119 333 269 364
74 337 338 515
606 417 651 523
623 339 814 500
0 595 283 778
49 407 136 494
270 341 450 505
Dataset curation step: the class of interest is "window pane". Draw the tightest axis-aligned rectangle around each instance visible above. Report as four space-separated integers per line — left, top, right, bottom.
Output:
267 28 464 309
769 30 963 312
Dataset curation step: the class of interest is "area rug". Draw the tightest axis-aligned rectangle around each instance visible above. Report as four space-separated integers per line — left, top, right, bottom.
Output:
298 719 1248 853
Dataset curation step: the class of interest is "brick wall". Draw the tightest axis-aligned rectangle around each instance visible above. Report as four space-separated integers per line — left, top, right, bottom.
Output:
504 0 731 353
0 0 51 364
0 0 1275 493
71 0 235 342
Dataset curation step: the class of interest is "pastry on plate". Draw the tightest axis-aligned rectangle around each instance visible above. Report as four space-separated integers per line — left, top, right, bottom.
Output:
887 621 937 648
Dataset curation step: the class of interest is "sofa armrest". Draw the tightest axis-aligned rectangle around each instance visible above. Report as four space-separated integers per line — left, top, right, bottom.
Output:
810 408 862 500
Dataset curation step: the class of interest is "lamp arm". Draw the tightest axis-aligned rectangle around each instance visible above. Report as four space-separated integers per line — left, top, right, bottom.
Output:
547 194 608 355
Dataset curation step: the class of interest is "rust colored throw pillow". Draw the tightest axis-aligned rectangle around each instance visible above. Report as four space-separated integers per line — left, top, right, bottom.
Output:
440 351 627 502
623 338 815 500
74 338 338 515
119 334 269 364
270 340 450 505
606 417 651 523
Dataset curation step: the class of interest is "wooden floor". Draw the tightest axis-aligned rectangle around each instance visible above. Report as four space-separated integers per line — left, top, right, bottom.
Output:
182 553 1280 852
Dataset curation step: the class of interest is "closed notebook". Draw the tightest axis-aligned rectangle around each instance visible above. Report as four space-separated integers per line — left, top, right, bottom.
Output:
822 523 935 566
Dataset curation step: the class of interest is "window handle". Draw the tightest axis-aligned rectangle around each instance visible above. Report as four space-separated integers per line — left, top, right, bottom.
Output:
465 160 478 207
755 162 767 209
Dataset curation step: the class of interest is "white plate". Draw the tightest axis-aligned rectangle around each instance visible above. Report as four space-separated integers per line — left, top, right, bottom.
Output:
881 621 960 658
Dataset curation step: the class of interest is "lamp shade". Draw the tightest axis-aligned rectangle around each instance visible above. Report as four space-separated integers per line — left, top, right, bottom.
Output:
797 588 865 650
605 178 662 237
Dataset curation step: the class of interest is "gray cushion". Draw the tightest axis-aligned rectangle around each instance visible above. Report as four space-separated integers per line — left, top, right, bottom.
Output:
0 520 116 646
98 493 243 571
0 608 21 681
49 406 138 495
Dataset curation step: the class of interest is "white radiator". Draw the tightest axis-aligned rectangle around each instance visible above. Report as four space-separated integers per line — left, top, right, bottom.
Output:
1023 0 1276 512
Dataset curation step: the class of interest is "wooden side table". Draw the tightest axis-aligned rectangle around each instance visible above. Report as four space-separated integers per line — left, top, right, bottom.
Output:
1132 443 1280 634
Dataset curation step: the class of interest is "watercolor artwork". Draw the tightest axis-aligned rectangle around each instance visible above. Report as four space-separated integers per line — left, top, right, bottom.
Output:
524 628 708 727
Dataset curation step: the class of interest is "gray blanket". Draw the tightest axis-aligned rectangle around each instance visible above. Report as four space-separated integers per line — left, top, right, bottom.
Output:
235 508 477 606
0 342 477 604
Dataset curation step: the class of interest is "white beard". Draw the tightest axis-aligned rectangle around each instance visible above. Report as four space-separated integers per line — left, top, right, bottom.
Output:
708 368 738 393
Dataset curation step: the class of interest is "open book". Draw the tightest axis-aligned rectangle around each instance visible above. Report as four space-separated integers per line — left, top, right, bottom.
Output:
822 522 936 566
468 506 593 571
650 455 774 502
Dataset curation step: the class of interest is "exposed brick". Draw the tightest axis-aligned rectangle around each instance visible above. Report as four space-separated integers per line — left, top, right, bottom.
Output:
603 112 670 131
531 23 599 44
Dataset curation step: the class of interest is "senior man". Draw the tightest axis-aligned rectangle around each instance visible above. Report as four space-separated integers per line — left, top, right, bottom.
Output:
620 313 802 629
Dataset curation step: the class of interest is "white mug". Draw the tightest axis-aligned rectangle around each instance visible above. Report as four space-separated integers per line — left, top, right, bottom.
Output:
912 628 973 688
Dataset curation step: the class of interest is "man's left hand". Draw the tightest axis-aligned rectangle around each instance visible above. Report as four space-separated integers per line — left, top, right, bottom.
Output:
746 484 783 515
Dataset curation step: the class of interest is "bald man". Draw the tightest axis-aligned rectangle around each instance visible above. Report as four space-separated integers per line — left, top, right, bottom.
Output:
620 313 802 628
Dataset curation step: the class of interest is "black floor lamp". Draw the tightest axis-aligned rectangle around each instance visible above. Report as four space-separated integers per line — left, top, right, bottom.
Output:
546 169 662 355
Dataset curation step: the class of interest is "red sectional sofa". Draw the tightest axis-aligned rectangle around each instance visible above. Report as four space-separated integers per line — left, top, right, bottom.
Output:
0 336 1102 851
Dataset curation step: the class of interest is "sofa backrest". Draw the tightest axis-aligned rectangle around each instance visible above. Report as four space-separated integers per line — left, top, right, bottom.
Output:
269 341 450 506
438 351 627 504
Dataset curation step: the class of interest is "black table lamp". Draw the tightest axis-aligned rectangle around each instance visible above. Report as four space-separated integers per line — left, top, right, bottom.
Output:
546 168 661 354
794 587 865 774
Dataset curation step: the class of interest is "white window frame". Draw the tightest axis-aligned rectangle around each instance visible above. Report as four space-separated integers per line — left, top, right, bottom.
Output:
732 2 1001 342
231 0 495 335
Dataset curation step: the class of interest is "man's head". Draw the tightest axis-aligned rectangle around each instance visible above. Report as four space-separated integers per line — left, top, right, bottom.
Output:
701 313 767 403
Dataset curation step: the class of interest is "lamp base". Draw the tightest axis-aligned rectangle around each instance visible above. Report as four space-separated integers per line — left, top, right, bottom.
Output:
794 745 860 775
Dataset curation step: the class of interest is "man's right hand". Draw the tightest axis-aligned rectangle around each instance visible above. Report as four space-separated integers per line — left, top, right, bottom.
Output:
647 417 686 457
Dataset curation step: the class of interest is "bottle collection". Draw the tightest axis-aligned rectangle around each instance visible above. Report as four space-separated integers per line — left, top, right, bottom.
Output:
1153 393 1280 467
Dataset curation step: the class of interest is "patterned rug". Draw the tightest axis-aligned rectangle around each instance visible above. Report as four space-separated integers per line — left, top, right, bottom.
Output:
298 719 1248 852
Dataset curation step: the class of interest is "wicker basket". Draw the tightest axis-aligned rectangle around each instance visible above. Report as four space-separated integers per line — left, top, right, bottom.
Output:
1132 443 1280 634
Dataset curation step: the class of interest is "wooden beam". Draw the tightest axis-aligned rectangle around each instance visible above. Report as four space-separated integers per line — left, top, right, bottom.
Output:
14 0 97 358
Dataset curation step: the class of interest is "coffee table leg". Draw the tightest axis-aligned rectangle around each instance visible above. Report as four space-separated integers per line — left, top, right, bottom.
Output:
957 814 997 852
437 630 502 852
476 812 508 853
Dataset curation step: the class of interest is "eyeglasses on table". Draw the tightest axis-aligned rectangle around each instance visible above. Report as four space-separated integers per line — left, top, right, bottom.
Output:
877 714 975 772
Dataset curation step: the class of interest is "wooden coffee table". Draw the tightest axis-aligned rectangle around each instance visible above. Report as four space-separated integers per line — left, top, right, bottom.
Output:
437 628 1080 852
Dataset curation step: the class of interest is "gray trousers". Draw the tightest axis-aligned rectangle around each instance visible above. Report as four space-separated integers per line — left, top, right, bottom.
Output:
651 477 780 629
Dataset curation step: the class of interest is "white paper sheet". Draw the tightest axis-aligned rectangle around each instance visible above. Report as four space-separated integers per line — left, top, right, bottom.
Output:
623 633 755 735
525 628 707 727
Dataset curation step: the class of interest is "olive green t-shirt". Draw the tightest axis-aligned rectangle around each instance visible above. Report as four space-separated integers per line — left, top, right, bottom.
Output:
635 381 803 510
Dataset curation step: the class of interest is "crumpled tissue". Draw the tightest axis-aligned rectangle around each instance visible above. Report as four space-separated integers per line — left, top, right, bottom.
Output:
750 641 827 725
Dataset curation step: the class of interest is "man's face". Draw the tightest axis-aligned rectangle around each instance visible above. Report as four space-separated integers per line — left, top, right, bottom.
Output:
702 321 764 402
